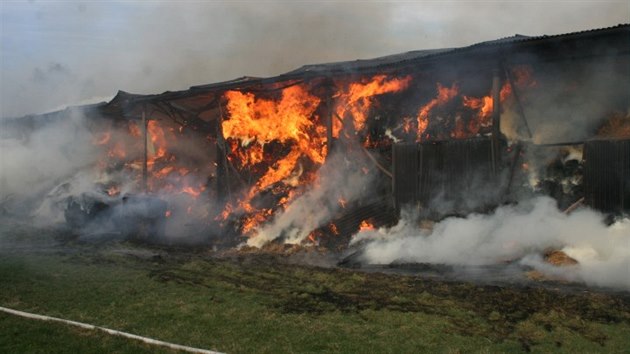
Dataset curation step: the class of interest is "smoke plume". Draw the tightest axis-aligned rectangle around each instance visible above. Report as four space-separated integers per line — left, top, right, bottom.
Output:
352 197 630 290
248 148 375 248
0 109 101 221
2 1 627 118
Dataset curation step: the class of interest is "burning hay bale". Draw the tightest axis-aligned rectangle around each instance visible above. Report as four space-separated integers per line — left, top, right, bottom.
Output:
597 111 630 139
544 250 578 266
525 250 579 282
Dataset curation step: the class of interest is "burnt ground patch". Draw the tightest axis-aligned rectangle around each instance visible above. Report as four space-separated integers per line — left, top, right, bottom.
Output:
2 224 629 353
137 250 630 349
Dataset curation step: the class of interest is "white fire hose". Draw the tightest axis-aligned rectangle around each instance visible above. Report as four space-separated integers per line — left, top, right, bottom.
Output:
0 306 222 354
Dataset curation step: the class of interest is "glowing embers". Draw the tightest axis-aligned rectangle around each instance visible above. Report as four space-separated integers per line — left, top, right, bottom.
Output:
141 120 207 197
92 131 112 146
358 219 376 232
91 118 212 222
597 111 630 139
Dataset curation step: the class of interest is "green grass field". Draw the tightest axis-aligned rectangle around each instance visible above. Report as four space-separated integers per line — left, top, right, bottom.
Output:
1 221 629 353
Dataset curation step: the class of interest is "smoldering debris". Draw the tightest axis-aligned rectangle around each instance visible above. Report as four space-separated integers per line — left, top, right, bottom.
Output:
0 108 100 220
0 107 220 244
349 197 630 290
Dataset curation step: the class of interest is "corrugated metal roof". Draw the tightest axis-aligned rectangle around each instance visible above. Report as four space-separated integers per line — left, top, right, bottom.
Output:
282 24 629 76
189 76 263 90
282 48 455 75
282 36 540 76
36 23 630 118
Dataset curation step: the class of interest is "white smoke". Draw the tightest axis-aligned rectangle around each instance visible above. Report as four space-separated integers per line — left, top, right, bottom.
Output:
0 109 102 220
247 150 375 247
352 197 630 289
501 59 630 144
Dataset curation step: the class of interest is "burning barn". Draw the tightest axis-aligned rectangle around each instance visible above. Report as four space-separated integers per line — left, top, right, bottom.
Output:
3 24 629 248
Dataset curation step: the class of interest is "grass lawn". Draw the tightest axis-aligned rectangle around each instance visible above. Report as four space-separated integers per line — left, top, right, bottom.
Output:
1 221 629 353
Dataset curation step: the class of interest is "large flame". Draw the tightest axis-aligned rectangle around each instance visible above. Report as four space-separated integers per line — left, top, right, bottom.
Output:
221 85 326 234
416 83 459 140
416 66 537 140
334 75 412 138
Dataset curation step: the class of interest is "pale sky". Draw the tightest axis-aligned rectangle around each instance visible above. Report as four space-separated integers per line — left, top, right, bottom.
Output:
1 0 628 118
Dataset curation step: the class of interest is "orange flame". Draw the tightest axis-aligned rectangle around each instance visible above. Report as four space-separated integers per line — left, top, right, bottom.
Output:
359 219 376 232
93 131 111 145
182 185 205 198
155 166 175 179
222 86 322 148
147 120 167 162
402 117 413 134
221 85 326 233
417 83 459 140
335 75 411 137
462 95 493 129
107 142 126 159
106 185 120 196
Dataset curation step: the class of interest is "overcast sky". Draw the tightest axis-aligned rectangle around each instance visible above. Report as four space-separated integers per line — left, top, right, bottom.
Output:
1 0 628 118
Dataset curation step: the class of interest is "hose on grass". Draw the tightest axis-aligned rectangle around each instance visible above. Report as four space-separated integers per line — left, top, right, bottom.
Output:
0 306 222 354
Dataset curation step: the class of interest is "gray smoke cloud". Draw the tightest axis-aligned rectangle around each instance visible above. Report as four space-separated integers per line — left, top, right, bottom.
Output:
502 58 630 144
0 109 101 219
2 1 627 118
351 197 630 290
248 148 375 247
0 105 217 245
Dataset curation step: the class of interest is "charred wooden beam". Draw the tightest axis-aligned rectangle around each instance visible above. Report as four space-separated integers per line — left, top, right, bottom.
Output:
194 97 220 114
534 141 585 147
563 197 585 214
215 101 231 202
326 95 334 155
392 143 419 210
154 102 188 127
491 68 502 175
242 79 304 94
504 142 523 197
361 146 393 178
503 64 533 139
141 105 148 193
160 101 215 133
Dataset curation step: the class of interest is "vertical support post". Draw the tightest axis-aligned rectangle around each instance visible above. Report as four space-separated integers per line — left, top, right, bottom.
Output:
620 141 627 212
504 65 533 139
215 101 230 202
491 68 501 175
326 96 333 155
142 105 148 193
324 79 334 157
